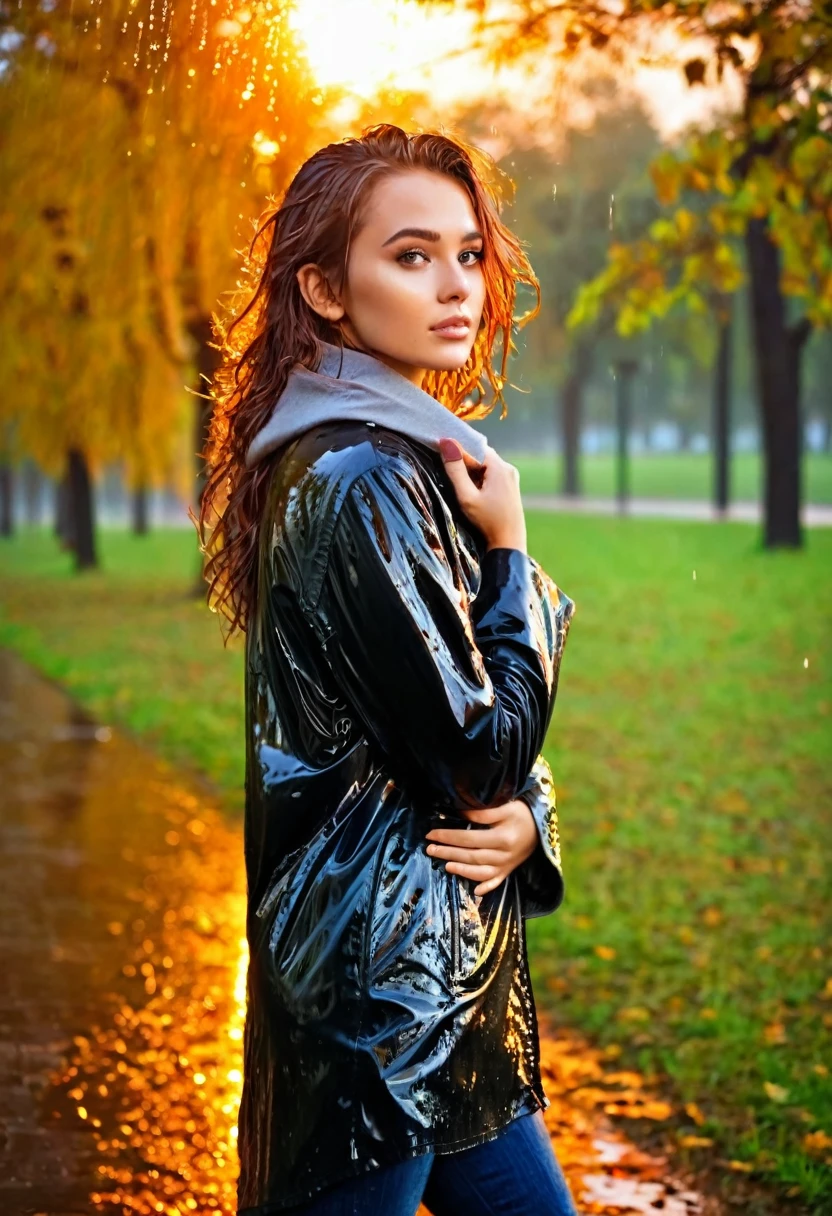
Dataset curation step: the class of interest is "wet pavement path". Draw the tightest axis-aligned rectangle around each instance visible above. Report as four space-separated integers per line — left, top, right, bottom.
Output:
0 648 719 1216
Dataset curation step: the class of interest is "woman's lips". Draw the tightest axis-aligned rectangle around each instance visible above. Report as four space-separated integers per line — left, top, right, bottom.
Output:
431 324 470 340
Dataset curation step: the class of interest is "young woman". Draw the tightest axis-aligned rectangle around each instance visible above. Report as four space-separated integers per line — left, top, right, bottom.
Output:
196 124 577 1216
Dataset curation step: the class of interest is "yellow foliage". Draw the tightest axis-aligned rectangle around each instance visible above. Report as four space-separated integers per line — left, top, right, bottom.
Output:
553 0 832 347
804 1130 832 1156
763 1022 788 1045
617 1006 650 1022
675 208 697 239
650 154 683 206
0 3 321 482
594 945 617 960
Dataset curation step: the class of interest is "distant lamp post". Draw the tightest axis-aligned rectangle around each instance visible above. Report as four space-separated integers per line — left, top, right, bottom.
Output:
612 358 639 513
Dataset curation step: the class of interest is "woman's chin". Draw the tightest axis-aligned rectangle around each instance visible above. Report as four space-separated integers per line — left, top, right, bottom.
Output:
422 344 475 372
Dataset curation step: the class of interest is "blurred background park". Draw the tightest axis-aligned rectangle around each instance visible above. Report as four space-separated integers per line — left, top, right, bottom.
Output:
0 2 830 1215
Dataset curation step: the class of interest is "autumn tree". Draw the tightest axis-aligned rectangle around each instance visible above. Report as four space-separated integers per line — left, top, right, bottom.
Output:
0 0 320 563
444 0 831 547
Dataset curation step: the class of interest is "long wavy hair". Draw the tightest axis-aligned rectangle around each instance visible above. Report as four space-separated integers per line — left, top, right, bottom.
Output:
193 122 541 642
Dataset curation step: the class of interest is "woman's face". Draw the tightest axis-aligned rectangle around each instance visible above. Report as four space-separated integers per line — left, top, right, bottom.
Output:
297 168 487 387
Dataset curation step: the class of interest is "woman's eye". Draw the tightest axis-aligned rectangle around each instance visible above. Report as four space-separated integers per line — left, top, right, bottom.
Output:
397 248 484 266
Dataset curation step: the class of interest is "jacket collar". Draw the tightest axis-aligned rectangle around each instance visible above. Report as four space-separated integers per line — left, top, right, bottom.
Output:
245 339 489 469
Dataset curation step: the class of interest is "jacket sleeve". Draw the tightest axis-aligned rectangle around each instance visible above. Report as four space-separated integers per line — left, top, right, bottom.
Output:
311 450 575 812
514 753 565 919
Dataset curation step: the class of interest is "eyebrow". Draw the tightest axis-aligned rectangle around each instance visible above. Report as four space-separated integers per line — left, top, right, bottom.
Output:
381 227 484 247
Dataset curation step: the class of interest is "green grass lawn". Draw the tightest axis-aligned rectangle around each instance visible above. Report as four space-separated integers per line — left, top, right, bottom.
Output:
1 521 830 1209
511 450 832 503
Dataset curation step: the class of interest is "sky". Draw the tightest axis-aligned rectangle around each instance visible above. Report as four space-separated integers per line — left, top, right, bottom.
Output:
287 0 744 151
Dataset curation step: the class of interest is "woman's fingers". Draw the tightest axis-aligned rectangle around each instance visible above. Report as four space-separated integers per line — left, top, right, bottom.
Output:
473 875 507 897
427 795 536 896
445 861 502 882
426 825 506 848
427 843 504 866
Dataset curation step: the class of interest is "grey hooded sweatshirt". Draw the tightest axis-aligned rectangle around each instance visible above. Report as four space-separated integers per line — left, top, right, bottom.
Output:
245 338 490 468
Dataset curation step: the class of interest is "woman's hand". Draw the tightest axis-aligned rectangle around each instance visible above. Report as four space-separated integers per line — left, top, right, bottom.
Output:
424 800 539 897
438 438 527 554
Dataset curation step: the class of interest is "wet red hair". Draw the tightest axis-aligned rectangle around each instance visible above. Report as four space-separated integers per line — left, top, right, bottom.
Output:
193 122 541 640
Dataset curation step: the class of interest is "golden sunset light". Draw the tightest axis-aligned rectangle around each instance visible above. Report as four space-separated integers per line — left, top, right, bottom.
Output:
287 0 479 99
287 0 737 139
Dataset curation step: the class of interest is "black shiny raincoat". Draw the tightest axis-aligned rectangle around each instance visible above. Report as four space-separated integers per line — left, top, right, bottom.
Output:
238 420 575 1213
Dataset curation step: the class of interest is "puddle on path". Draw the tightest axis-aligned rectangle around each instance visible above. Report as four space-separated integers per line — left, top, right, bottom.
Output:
0 648 718 1215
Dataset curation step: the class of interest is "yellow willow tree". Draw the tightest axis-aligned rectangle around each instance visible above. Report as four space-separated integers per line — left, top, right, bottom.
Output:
1 0 322 563
0 67 141 566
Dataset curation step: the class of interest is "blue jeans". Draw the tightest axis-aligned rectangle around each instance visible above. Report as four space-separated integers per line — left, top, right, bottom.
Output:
284 1109 579 1215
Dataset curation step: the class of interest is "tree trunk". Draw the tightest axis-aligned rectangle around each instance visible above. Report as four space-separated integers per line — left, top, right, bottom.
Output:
745 217 810 548
712 298 733 513
560 339 592 497
614 359 638 513
55 466 75 549
23 460 43 526
132 484 149 535
0 465 13 537
67 448 97 570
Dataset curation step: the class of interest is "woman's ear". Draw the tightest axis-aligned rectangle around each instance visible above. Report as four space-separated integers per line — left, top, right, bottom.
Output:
296 263 345 324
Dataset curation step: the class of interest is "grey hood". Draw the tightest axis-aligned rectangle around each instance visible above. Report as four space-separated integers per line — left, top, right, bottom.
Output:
245 339 490 469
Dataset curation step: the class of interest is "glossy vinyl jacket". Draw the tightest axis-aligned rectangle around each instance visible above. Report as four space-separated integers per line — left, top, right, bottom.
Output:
237 420 575 1214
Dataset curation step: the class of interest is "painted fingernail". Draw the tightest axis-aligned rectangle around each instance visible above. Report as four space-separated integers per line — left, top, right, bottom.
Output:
439 438 462 461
